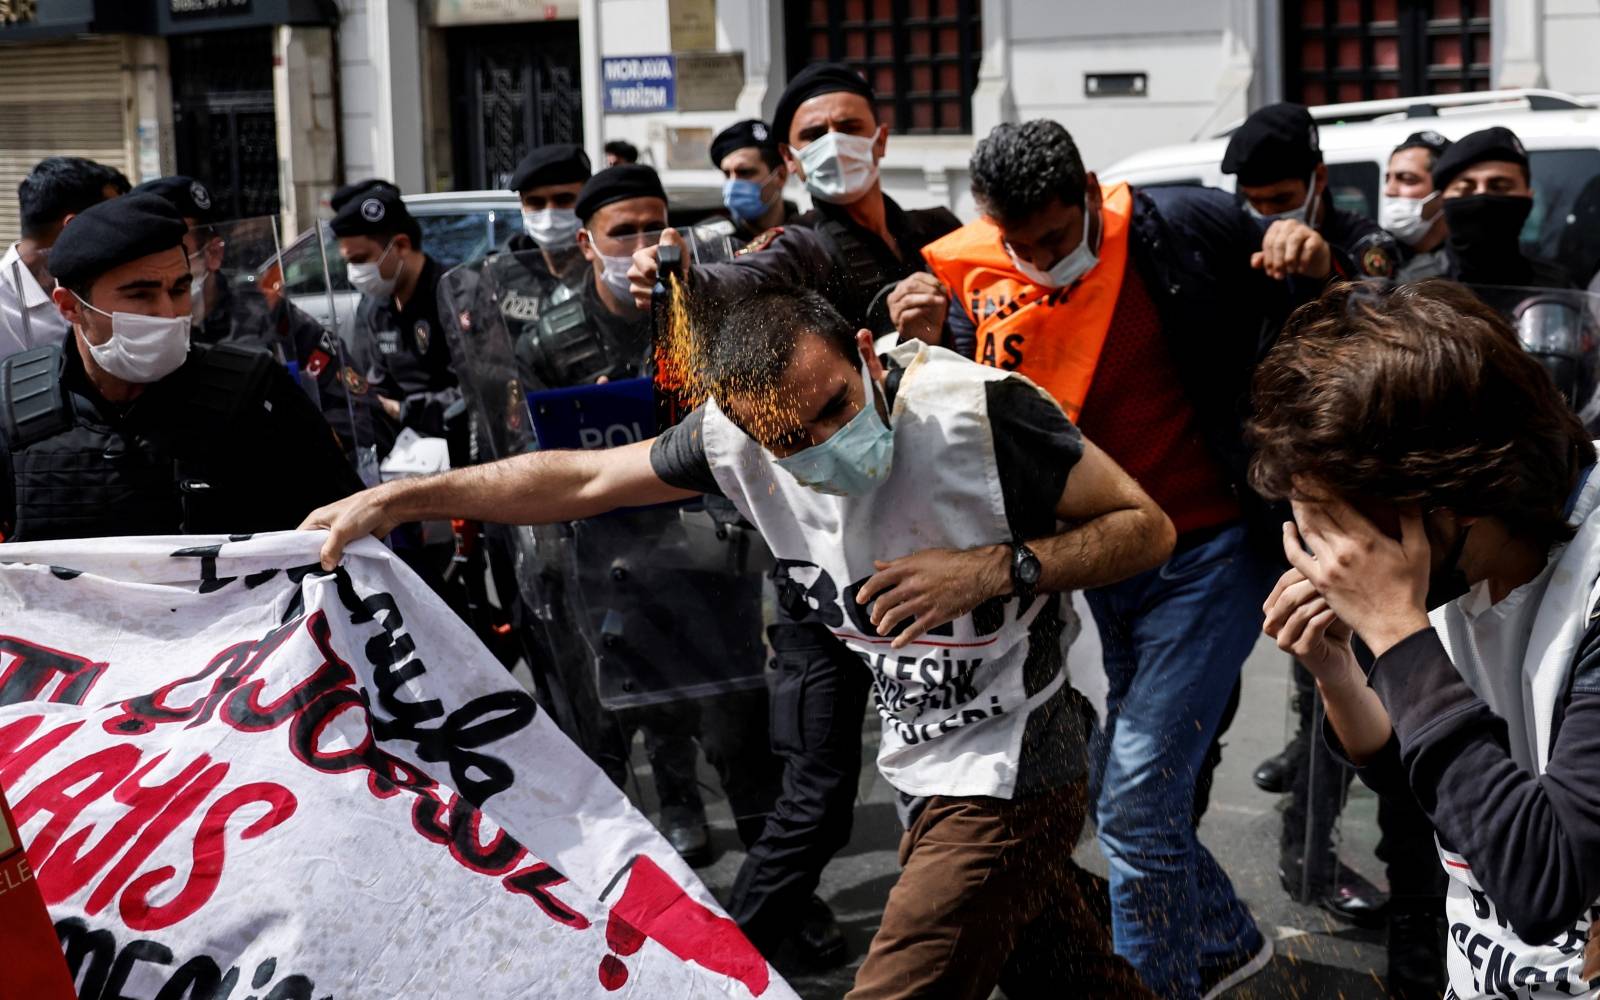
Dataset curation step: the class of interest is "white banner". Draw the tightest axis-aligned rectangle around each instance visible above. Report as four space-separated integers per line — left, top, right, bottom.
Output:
0 532 794 1000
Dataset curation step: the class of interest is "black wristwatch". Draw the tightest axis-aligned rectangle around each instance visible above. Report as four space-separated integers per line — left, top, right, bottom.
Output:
1009 541 1041 603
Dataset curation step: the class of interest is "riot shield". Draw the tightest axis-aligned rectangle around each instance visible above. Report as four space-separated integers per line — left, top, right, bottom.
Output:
440 246 782 861
200 214 387 483
1457 283 1600 429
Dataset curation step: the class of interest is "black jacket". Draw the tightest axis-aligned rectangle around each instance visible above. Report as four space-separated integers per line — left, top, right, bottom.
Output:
349 256 460 436
0 337 362 541
691 194 962 333
1124 185 1310 533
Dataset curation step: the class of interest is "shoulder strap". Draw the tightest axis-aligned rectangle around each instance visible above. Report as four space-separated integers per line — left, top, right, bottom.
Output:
0 344 71 448
811 220 893 327
184 343 275 427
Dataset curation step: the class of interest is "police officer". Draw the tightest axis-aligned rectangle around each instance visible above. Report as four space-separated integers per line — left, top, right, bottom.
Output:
1433 127 1574 302
1223 101 1398 281
710 119 799 240
0 193 362 541
625 62 965 968
629 62 962 340
132 175 396 467
526 164 781 873
493 145 594 385
333 180 459 437
1381 131 1453 281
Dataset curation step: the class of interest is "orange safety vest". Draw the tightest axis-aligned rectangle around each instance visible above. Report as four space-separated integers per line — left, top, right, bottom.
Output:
923 182 1132 421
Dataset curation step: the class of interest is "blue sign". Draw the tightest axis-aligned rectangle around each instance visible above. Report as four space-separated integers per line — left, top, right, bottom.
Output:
602 55 677 114
527 377 656 452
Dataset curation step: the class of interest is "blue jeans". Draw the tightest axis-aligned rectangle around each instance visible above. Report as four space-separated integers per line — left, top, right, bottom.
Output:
1085 522 1275 999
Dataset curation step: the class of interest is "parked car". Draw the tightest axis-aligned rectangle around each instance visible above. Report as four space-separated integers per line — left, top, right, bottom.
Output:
1100 89 1600 285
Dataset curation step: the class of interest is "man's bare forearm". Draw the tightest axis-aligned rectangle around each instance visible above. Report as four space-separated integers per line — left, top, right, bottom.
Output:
1033 506 1176 593
378 440 690 526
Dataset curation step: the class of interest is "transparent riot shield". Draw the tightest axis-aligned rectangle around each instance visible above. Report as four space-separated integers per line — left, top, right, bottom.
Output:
1462 283 1600 429
197 213 385 483
440 244 782 864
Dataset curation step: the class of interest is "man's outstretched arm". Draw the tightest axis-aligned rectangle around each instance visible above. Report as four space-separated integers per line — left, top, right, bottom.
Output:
299 438 698 569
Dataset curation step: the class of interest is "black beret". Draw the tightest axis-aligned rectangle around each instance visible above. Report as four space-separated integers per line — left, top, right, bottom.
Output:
330 178 401 213
509 144 592 193
710 119 777 169
129 175 218 224
329 182 416 240
1393 130 1452 160
1221 102 1322 185
771 62 875 147
574 164 668 223
1432 126 1528 190
49 193 188 290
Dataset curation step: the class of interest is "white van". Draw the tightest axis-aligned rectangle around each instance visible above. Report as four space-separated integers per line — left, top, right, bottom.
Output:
1100 89 1600 283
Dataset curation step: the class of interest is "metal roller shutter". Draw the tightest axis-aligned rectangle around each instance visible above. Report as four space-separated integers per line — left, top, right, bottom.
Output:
0 37 131 244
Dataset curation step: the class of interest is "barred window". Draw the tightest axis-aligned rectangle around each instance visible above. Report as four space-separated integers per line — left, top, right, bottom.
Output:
783 0 982 136
1285 0 1491 105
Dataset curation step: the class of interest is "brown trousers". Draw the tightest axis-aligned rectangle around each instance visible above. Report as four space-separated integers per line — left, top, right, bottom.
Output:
846 782 1154 1000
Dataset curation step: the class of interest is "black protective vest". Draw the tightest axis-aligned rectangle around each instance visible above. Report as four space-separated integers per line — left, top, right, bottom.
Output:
1 343 273 542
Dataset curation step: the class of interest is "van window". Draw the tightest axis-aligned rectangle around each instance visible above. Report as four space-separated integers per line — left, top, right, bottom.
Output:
1525 148 1600 279
1326 160 1379 220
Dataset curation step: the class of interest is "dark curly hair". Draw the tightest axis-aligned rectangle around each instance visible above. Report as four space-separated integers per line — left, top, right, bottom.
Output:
1249 279 1593 550
970 120 1089 225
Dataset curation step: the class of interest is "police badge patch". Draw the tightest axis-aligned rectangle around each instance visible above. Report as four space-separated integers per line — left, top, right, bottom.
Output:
343 366 368 394
1359 238 1396 278
414 320 431 354
361 198 386 222
190 181 212 212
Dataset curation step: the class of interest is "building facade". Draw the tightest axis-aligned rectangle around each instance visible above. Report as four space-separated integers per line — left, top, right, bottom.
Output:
2 0 1599 244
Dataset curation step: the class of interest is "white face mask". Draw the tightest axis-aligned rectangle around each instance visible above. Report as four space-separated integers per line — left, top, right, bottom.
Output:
796 131 880 205
1246 172 1320 226
1379 191 1441 246
189 269 209 326
584 230 637 310
76 294 192 384
522 207 581 249
1006 195 1101 289
347 239 399 300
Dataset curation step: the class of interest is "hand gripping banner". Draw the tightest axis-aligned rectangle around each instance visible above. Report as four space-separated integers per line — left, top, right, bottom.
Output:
0 532 792 1000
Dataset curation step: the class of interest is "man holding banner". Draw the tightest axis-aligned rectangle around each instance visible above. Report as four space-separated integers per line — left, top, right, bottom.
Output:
303 284 1171 997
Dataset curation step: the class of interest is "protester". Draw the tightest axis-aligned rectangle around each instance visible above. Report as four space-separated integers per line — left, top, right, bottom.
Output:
710 119 799 239
1 156 126 359
624 61 963 965
1222 101 1398 282
1383 130 1454 281
0 193 361 541
303 283 1174 998
1255 278 1600 1000
920 117 1296 998
333 180 458 437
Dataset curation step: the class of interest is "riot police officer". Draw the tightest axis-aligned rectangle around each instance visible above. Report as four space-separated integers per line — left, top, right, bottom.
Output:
1223 101 1399 281
1381 131 1453 281
710 119 800 241
625 62 965 968
133 174 396 465
498 144 593 348
0 193 361 541
334 181 459 437
526 164 781 872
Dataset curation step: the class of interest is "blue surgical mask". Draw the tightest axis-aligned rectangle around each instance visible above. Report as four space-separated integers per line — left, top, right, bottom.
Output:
723 176 779 222
774 361 894 497
1245 171 1320 226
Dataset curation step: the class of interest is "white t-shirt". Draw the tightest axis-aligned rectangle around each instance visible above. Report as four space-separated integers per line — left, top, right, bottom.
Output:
0 241 69 359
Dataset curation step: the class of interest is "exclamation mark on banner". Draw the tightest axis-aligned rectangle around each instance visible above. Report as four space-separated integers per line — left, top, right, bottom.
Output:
0 782 75 1000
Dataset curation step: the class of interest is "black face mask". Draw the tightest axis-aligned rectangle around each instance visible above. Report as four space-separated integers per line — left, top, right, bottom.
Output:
1425 522 1473 610
1443 194 1533 275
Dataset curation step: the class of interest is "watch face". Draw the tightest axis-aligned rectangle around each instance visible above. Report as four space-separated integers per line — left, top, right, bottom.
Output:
1015 547 1042 585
